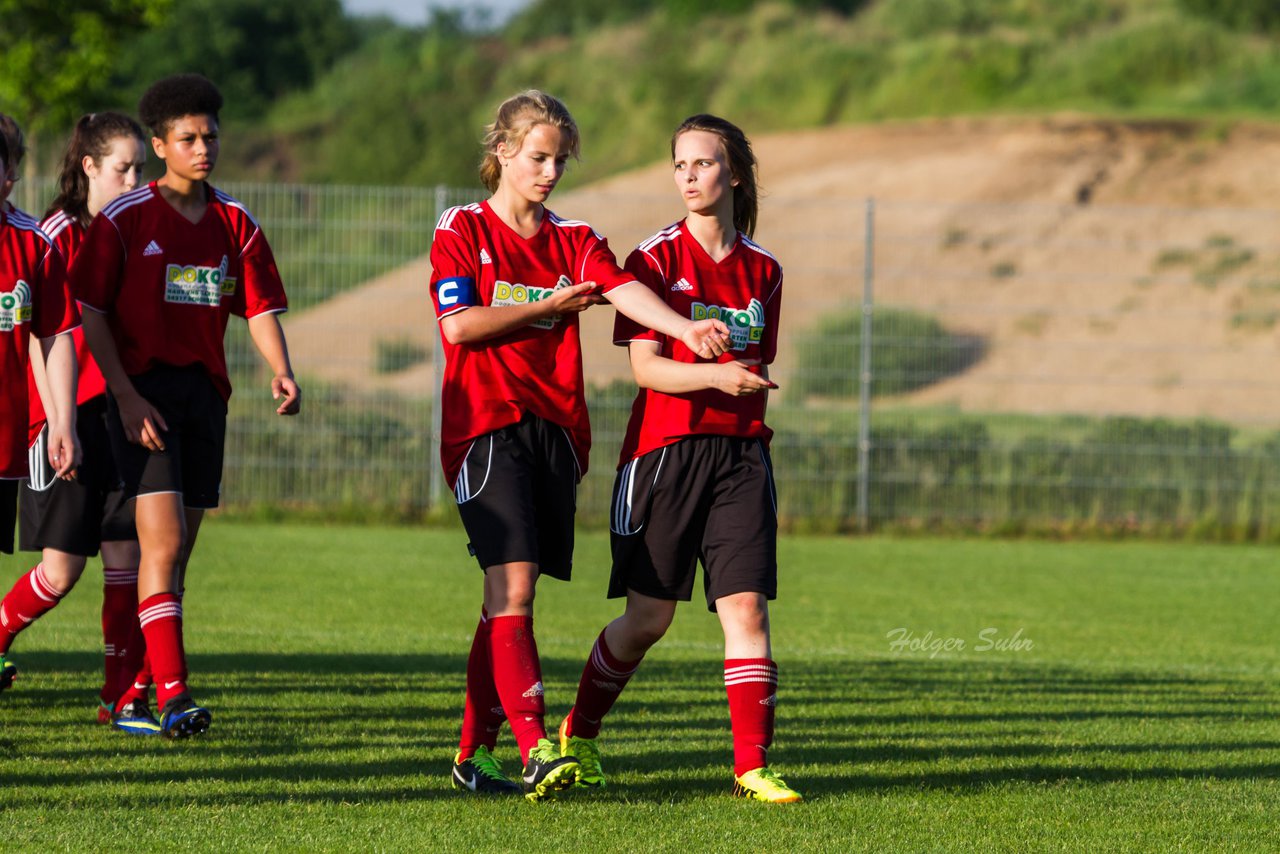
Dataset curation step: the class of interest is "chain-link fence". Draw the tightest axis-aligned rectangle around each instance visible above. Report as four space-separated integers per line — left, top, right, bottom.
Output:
14 178 1280 535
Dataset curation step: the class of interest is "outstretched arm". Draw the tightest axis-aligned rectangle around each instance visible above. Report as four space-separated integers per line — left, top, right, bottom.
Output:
439 283 603 345
607 281 731 359
247 312 301 415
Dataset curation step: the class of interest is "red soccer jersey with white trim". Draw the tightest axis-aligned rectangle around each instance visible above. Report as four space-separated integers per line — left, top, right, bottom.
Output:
613 219 783 466
71 182 288 401
28 211 108 442
0 205 80 478
429 201 634 487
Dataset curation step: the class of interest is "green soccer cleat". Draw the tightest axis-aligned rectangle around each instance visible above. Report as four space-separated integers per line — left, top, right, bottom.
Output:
522 737 579 801
452 746 522 796
732 766 803 804
558 716 605 788
0 655 16 693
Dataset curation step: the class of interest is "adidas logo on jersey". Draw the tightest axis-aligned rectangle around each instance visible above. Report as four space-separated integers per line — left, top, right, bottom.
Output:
671 277 694 292
143 240 164 256
479 248 492 265
522 681 545 699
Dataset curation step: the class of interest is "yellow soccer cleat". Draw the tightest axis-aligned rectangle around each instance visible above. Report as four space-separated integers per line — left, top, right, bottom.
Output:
732 766 803 803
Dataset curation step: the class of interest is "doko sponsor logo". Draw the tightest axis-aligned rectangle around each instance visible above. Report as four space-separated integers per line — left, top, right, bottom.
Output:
493 274 572 329
164 255 236 306
690 297 765 351
0 280 33 331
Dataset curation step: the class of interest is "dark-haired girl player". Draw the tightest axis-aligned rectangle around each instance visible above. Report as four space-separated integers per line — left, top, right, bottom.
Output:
557 115 802 804
430 90 730 800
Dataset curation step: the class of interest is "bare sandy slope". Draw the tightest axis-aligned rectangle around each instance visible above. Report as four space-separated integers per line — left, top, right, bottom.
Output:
286 116 1280 423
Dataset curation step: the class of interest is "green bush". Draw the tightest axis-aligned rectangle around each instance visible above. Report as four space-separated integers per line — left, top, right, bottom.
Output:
789 307 985 400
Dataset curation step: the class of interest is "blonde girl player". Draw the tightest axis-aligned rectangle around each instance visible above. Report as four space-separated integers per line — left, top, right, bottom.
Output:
430 90 730 800
73 74 300 739
557 114 802 803
0 130 82 693
0 113 155 731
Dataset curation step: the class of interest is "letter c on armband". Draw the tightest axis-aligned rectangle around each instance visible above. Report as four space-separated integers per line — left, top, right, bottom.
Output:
436 276 477 310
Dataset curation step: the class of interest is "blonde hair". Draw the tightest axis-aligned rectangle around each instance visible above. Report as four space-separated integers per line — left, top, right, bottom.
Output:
479 90 580 193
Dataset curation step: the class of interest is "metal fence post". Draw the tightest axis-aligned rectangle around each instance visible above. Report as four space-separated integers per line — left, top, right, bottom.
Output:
856 198 875 531
429 184 448 510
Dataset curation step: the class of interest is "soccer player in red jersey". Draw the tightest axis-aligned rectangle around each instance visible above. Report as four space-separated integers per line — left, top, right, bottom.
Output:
557 115 803 803
0 113 155 730
430 90 730 800
0 128 82 693
73 75 301 738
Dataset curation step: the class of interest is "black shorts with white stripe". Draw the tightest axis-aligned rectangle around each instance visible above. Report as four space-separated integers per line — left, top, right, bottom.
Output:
20 396 136 556
453 412 579 580
608 434 778 612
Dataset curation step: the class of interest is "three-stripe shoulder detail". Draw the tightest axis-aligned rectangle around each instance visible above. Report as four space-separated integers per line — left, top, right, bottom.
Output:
741 234 779 264
40 210 73 241
100 186 153 220
212 189 259 227
636 222 682 254
435 203 483 233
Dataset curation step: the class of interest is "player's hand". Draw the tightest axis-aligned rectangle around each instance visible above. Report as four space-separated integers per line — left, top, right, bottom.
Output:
116 390 168 451
46 422 81 479
272 375 301 416
712 360 777 397
546 282 606 316
680 319 731 359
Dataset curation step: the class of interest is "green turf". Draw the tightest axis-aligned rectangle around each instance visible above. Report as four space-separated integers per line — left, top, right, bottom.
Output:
3 525 1279 851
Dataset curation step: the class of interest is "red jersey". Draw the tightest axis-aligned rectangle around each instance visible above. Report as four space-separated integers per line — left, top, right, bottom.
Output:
71 182 288 401
28 211 108 440
0 206 80 478
429 201 634 487
613 220 783 466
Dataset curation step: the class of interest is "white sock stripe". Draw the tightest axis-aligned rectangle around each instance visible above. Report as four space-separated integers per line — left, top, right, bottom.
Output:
29 565 61 602
725 674 779 686
138 603 182 625
103 570 139 584
724 664 778 677
590 642 638 680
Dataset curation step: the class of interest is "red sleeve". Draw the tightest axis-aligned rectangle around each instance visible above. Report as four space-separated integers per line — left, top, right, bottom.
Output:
429 215 480 320
578 233 634 294
761 264 782 365
32 241 79 339
70 213 125 314
613 248 665 347
235 225 288 318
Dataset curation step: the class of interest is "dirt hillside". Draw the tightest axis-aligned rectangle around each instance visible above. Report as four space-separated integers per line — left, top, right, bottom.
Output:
286 116 1280 423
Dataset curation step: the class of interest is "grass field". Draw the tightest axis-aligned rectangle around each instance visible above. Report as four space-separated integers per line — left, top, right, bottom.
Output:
3 523 1280 851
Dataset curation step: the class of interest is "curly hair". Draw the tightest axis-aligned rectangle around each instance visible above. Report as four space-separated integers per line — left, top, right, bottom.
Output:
138 73 224 138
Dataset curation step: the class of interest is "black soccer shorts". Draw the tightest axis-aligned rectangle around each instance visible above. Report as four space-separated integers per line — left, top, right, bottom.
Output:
106 364 227 509
453 412 579 580
609 434 778 611
20 396 136 556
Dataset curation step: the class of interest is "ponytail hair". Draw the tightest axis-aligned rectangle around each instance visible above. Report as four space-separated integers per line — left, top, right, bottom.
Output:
479 90 580 193
671 114 759 238
46 112 146 227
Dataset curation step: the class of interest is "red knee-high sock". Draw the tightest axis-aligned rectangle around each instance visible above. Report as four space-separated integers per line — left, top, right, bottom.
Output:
138 593 186 708
725 658 778 777
566 629 643 739
100 568 138 705
488 615 546 764
458 609 506 760
0 564 66 655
